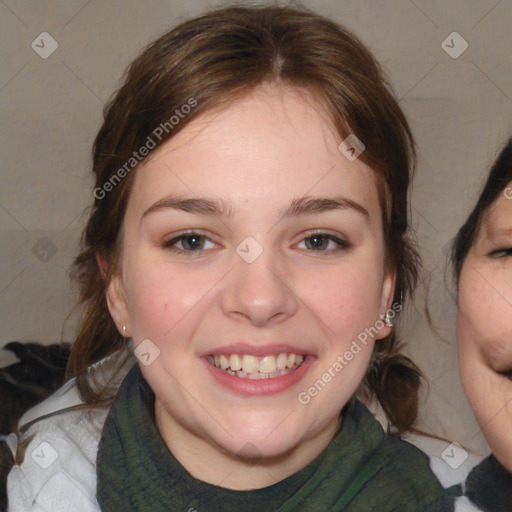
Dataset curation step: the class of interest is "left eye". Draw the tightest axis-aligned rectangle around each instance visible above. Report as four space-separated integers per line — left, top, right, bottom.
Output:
296 233 349 252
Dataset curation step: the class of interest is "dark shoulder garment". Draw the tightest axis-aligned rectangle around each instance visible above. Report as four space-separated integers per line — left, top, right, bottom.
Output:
464 454 512 512
97 365 455 512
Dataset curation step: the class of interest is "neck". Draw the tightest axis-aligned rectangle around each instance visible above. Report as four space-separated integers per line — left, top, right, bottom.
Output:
154 399 341 490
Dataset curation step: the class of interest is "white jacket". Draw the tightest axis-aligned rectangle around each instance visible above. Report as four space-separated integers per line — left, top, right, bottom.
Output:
5 352 483 511
6 352 134 512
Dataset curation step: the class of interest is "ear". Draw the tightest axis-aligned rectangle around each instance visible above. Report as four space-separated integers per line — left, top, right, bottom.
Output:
96 252 110 280
96 252 131 337
375 269 397 341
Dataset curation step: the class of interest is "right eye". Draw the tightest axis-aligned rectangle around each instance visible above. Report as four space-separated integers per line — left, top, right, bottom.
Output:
488 248 512 258
161 231 218 256
497 368 512 381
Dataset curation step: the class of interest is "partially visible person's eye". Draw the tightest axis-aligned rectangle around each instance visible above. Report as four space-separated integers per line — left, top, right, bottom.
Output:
162 231 218 256
497 368 512 381
488 247 512 258
295 231 351 253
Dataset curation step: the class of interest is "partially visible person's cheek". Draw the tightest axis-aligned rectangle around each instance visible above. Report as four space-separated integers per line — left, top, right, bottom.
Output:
458 264 512 472
458 262 502 350
459 260 512 373
462 356 512 472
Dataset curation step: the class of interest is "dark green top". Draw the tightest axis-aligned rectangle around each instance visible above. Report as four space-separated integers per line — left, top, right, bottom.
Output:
96 365 454 511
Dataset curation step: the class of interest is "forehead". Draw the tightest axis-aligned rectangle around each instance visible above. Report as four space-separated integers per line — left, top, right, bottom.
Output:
156 83 336 148
131 84 382 221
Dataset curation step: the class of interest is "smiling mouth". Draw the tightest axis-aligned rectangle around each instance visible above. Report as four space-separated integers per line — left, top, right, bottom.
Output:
206 353 305 380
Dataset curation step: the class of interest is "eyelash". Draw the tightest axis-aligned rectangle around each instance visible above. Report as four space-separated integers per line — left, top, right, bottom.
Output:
296 231 351 253
497 369 512 381
161 231 217 256
161 230 350 256
488 248 512 258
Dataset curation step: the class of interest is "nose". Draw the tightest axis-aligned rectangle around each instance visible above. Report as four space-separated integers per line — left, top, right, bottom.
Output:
221 250 298 327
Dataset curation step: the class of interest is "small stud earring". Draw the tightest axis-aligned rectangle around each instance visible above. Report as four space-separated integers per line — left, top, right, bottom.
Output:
122 325 127 336
384 313 393 328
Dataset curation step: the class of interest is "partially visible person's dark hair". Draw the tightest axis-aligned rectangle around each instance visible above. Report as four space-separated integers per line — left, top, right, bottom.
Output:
67 4 422 434
452 138 512 284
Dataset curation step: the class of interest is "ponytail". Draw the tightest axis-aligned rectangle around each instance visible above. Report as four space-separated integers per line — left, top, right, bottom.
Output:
366 349 423 435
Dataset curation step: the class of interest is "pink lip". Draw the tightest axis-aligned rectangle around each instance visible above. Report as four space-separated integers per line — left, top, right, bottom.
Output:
202 355 316 396
200 343 314 358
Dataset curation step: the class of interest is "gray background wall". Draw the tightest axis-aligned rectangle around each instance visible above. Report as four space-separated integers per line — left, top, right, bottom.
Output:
2 0 511 456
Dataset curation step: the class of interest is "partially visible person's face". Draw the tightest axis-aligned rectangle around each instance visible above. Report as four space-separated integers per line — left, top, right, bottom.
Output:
457 183 512 471
107 84 394 481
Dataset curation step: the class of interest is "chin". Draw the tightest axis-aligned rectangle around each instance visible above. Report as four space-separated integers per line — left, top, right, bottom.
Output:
217 432 304 462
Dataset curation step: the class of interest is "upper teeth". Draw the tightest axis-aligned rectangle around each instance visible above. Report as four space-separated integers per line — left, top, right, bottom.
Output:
209 353 304 374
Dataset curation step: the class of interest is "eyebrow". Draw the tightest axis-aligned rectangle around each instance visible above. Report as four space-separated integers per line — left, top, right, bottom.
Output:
141 195 370 222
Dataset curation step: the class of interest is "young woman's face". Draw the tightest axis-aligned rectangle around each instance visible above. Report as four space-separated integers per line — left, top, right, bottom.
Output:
457 184 512 471
109 84 393 463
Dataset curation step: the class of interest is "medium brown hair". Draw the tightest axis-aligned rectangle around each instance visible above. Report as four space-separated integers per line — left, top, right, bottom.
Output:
68 4 422 434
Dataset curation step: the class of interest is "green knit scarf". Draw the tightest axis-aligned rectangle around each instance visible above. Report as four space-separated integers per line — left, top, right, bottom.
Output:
96 365 455 511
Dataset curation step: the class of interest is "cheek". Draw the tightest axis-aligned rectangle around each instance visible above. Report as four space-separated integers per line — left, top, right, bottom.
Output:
457 327 481 402
458 269 481 326
458 269 512 465
302 258 384 340
459 353 512 471
123 256 218 341
458 267 512 350
457 275 496 397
